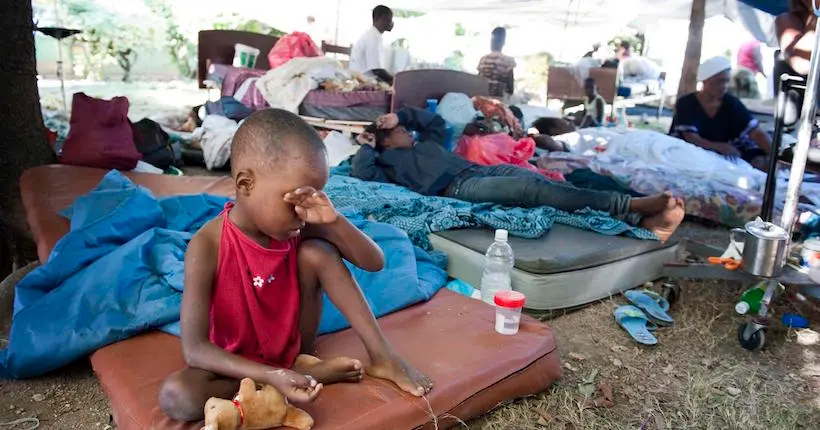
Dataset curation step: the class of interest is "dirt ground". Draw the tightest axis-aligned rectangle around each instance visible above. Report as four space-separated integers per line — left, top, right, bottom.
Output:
2 82 819 429
3 222 820 430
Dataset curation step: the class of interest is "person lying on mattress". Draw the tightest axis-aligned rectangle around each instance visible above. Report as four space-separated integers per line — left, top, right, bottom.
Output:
670 56 772 170
351 107 685 242
159 109 433 422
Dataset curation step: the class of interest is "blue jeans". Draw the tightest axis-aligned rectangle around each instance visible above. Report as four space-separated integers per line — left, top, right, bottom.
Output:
443 164 642 225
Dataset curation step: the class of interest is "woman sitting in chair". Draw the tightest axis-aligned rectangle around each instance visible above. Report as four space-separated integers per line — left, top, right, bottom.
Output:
670 56 772 170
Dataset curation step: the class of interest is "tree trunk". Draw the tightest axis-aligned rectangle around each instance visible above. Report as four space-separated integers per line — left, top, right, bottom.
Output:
0 0 58 279
677 0 707 100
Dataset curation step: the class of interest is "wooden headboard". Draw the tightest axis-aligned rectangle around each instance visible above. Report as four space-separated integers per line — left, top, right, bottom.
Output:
321 41 351 57
197 30 280 89
321 42 351 68
391 69 490 112
546 66 618 104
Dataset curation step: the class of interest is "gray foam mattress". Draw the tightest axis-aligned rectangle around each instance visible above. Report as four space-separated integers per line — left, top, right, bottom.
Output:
298 89 390 122
430 225 679 310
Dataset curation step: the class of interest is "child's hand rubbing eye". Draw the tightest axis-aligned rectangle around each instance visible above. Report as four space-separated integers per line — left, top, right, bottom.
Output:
284 187 338 225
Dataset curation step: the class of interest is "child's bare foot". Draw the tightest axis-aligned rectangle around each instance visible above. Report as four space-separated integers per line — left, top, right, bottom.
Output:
640 197 685 243
265 368 322 403
630 192 673 215
292 354 364 384
367 355 433 397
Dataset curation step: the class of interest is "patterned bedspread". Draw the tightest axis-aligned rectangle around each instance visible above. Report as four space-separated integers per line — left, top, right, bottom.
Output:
325 172 657 249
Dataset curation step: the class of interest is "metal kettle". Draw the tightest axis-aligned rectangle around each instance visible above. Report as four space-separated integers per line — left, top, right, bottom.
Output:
730 218 789 278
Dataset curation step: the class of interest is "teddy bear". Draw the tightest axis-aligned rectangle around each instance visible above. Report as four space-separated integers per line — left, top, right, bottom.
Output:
202 377 314 430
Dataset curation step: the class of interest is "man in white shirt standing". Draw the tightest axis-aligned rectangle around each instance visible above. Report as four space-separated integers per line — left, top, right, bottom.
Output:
350 5 394 84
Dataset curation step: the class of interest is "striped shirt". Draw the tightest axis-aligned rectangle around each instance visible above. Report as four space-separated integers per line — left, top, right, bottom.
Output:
477 52 516 98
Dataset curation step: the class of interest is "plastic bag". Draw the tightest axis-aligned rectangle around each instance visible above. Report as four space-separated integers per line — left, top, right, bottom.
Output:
267 32 323 70
436 92 476 140
472 96 523 138
455 133 565 181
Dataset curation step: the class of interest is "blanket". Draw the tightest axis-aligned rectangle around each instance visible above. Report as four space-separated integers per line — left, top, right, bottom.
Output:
191 115 239 170
0 171 447 379
255 57 349 113
544 128 820 227
556 128 766 190
326 168 657 249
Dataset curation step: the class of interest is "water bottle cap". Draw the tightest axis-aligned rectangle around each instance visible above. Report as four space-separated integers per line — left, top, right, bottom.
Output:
494 290 526 308
495 229 509 242
735 301 749 315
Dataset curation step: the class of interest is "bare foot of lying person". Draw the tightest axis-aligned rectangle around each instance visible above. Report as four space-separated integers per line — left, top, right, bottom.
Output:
367 354 433 396
292 354 364 384
176 114 197 133
640 197 685 243
630 192 674 215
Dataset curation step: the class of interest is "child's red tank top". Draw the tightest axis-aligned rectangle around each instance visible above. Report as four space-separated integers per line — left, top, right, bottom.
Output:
209 202 301 368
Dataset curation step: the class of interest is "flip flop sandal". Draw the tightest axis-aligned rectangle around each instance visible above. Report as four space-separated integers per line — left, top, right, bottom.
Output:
614 305 658 346
624 289 674 325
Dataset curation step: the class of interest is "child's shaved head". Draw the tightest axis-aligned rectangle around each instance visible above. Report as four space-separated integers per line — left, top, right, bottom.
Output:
231 109 326 175
228 109 330 241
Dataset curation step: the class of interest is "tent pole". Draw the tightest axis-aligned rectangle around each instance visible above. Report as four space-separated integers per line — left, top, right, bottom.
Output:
334 0 341 45
780 7 820 238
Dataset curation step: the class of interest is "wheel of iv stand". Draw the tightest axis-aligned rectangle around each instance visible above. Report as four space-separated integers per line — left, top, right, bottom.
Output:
737 322 766 351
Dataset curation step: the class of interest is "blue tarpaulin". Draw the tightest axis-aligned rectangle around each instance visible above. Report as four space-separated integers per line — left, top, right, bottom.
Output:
739 0 786 16
0 171 447 379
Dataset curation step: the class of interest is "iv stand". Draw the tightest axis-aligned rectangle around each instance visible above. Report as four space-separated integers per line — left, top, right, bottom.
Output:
780 3 820 240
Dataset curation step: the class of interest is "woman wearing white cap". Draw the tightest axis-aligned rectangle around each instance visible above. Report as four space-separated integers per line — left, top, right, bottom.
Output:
670 56 772 170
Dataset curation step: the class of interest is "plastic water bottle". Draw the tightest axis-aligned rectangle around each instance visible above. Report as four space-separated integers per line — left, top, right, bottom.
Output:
480 229 515 305
735 284 764 315
735 282 784 315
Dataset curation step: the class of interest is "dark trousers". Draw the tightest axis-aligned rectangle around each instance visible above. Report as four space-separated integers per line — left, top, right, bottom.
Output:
442 164 642 225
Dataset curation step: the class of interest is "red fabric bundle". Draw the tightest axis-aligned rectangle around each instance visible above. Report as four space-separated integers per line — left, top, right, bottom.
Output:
455 133 565 181
60 92 141 170
267 32 323 70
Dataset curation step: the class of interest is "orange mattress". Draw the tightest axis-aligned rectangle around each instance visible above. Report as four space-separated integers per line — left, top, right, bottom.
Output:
20 165 562 430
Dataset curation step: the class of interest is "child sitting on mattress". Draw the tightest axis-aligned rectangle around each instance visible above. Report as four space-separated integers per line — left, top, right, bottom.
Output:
158 109 432 422
351 107 685 243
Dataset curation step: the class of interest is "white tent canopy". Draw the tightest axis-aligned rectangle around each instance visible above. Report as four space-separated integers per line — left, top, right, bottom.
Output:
393 0 777 46
168 0 779 96
175 0 776 47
